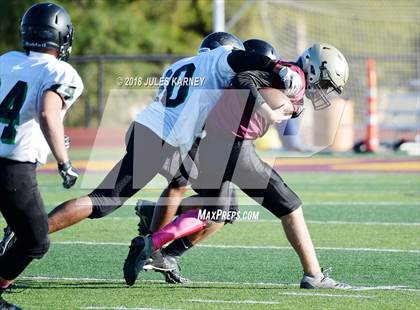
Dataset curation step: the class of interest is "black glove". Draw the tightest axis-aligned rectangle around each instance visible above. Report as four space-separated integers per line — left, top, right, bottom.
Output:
58 161 79 189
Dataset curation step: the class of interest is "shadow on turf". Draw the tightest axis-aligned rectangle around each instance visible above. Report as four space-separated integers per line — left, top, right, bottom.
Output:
15 280 286 291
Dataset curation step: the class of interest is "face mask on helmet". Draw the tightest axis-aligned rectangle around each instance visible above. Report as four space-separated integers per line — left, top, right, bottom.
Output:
305 63 345 111
300 43 348 111
58 26 74 61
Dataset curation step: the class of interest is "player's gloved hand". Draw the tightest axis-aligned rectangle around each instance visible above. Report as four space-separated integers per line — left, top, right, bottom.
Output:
279 67 302 97
64 135 70 149
58 161 79 189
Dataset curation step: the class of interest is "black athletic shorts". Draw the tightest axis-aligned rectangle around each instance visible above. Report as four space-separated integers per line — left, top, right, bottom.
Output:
88 122 196 219
0 157 49 258
192 131 302 221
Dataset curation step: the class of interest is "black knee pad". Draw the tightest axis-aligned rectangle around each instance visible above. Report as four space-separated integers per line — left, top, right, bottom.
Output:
260 176 303 219
88 190 125 219
24 235 50 259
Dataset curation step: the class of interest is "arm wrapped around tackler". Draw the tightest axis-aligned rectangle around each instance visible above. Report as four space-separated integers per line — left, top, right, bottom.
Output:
257 87 294 123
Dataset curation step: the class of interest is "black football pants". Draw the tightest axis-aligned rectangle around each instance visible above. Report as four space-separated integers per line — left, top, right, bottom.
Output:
0 157 49 280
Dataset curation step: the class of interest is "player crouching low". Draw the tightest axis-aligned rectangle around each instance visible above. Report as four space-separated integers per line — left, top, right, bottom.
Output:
124 41 351 290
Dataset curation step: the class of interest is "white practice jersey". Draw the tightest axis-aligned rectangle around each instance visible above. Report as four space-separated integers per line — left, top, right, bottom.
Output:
136 45 236 155
0 51 83 164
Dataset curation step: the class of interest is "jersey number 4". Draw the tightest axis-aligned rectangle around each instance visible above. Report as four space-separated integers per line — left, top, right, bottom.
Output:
0 81 28 144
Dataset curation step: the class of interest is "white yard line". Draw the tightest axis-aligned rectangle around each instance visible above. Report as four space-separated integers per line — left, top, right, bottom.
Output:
51 241 420 254
41 200 420 208
188 292 372 303
352 285 420 292
188 299 281 305
56 241 128 246
304 201 419 206
43 200 417 206
224 200 420 207
197 244 420 254
100 217 420 226
19 276 420 292
82 307 180 310
281 292 371 298
305 220 420 226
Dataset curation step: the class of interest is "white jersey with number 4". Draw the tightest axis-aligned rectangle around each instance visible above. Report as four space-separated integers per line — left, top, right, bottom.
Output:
136 45 236 154
0 51 83 164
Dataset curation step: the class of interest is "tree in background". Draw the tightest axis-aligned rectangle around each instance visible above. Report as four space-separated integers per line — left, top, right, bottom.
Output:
0 0 217 126
0 0 213 55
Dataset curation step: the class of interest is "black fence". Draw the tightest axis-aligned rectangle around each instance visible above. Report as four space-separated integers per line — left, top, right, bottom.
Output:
68 53 420 128
69 54 189 127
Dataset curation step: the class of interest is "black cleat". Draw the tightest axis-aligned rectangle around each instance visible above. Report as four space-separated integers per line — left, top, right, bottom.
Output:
135 200 156 236
0 296 21 310
0 227 16 256
123 236 152 286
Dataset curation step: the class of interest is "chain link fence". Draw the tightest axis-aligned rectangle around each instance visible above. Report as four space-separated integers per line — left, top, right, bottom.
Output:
230 0 420 134
67 0 420 138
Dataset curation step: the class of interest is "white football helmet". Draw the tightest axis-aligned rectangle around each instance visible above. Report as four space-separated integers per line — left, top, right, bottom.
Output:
298 43 349 110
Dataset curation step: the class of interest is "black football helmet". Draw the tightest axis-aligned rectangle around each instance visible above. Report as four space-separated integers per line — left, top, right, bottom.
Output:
198 32 244 53
243 39 278 60
20 2 74 61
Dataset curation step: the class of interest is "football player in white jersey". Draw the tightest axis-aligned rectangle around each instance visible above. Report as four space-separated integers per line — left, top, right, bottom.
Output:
132 40 351 289
13 32 301 279
0 3 82 309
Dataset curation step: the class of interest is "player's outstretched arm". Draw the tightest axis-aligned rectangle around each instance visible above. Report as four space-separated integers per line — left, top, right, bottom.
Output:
39 90 78 188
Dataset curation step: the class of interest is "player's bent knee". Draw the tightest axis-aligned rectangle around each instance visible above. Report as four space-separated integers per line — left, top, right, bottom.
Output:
88 205 115 219
283 204 302 216
87 190 124 219
260 177 303 219
25 236 50 259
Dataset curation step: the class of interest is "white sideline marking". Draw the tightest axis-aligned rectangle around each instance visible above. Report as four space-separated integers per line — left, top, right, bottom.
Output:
82 307 181 310
234 219 420 226
189 299 281 305
281 292 371 298
224 200 420 207
41 201 420 207
52 241 420 254
196 244 420 254
188 292 371 304
101 217 420 226
56 241 128 246
19 276 420 292
352 285 420 292
305 201 419 206
305 220 420 226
